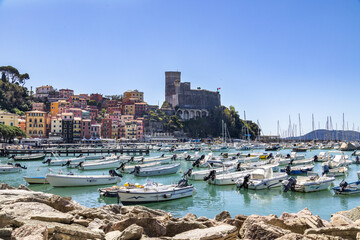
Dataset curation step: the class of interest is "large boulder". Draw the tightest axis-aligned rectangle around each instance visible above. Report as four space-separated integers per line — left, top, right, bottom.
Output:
165 220 207 237
0 227 13 239
214 211 231 222
105 230 121 240
119 224 143 240
11 224 48 240
110 217 166 237
331 207 360 223
240 219 291 240
173 224 237 240
330 214 354 227
305 226 360 239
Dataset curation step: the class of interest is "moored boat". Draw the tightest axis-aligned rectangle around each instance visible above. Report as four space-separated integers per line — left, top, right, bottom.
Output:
333 180 360 194
9 153 46 161
283 173 335 192
131 163 181 177
23 176 49 184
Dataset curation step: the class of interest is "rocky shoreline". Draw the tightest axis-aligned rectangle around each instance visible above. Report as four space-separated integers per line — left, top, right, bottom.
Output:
0 183 359 240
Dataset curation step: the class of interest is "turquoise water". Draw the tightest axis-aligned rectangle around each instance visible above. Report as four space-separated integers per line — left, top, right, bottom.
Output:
1 149 359 220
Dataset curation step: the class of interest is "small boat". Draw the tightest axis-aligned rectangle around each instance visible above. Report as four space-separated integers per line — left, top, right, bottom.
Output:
131 163 181 177
206 170 254 185
292 147 308 152
314 152 332 162
357 171 360 180
42 157 86 166
9 153 46 161
0 163 26 173
333 180 360 194
280 164 315 175
323 165 348 177
23 176 49 184
323 155 352 169
283 173 335 192
290 158 314 166
46 170 122 187
78 159 122 170
117 179 195 205
183 165 238 181
236 167 288 190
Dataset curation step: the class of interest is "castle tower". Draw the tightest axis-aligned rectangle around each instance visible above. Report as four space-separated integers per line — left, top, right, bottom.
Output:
165 71 181 108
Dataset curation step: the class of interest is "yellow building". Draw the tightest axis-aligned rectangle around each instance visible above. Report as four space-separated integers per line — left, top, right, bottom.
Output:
26 110 47 138
112 122 119 139
73 117 82 141
50 102 59 117
123 104 135 116
125 120 137 139
123 90 144 103
0 111 19 127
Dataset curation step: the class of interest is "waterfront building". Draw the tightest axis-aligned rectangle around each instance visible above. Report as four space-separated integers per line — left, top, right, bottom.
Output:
73 117 81 141
165 71 220 120
25 110 47 138
59 89 74 100
112 121 119 139
0 111 19 127
118 122 126 139
50 102 59 117
136 118 144 141
123 104 135 116
101 119 112 139
51 117 62 135
18 118 26 131
35 85 54 99
85 107 98 122
124 120 137 140
81 119 91 139
123 90 144 103
61 113 74 143
90 124 101 139
32 102 45 111
65 108 82 118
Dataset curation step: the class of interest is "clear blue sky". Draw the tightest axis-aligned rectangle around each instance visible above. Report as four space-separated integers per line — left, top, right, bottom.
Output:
1 0 359 136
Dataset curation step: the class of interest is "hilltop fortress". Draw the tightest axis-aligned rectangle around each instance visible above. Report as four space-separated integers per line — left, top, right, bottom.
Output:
165 71 221 120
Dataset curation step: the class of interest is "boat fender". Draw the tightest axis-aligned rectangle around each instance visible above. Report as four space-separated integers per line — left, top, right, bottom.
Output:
286 154 290 159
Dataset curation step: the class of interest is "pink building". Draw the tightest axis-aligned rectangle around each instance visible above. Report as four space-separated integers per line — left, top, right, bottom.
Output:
32 102 45 111
65 108 82 118
91 124 101 139
136 118 144 141
59 89 74 100
81 119 91 139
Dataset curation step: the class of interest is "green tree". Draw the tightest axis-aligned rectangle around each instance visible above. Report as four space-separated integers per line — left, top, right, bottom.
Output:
0 66 30 86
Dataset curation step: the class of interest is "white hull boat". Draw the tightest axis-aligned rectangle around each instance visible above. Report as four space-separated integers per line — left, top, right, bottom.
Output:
117 179 195 205
333 181 360 195
0 165 22 173
46 173 121 187
206 170 254 185
236 168 288 190
43 157 86 166
79 159 122 170
118 161 164 173
184 165 237 181
132 163 181 177
283 174 335 192
24 176 49 184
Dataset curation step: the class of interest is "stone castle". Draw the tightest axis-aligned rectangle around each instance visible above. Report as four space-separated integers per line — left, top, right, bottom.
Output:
165 71 221 120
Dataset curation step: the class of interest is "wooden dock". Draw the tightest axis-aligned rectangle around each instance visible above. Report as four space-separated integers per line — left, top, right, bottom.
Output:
4 147 150 156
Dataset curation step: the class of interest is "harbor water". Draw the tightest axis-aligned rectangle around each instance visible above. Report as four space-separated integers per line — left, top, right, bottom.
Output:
1 149 359 220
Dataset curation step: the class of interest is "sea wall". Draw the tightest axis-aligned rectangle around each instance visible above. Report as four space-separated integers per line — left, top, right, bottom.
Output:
0 183 359 240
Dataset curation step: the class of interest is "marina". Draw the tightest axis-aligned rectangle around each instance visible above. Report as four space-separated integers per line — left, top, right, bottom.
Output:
2 144 360 220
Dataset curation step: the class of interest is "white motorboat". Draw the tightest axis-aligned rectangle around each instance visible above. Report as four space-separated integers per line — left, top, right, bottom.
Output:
183 165 238 181
206 170 254 185
42 156 86 166
281 164 315 175
236 167 288 190
78 159 122 170
323 155 352 169
239 161 279 172
118 161 164 173
131 163 181 177
117 179 195 205
9 153 46 161
23 176 49 184
237 156 260 163
333 180 360 195
46 170 122 187
290 158 314 166
134 155 172 165
0 163 26 173
314 152 332 162
290 152 305 160
323 165 348 177
283 173 335 192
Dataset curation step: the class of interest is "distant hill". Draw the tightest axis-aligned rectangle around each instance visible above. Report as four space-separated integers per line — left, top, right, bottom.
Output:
285 129 360 141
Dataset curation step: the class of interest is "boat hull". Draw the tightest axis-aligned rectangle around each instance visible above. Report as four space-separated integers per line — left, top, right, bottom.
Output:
24 177 49 184
118 186 194 205
0 167 21 173
13 154 46 161
46 174 120 187
134 164 180 177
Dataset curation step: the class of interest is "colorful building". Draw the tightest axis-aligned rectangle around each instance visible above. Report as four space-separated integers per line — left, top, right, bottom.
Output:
32 102 45 111
90 124 101 139
62 113 74 143
135 102 148 117
35 85 54 99
111 122 119 140
73 117 82 141
50 102 59 117
101 118 112 139
0 111 19 127
81 119 91 140
65 108 82 118
18 118 26 131
51 117 62 135
25 110 47 138
90 93 103 103
124 120 137 140
123 90 144 103
123 104 135 116
59 89 74 100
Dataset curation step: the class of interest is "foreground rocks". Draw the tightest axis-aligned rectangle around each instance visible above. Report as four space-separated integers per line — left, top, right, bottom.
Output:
0 183 359 240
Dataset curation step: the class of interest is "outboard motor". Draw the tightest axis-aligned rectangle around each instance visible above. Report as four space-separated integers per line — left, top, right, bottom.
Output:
238 174 251 189
322 165 330 176
192 158 201 167
15 163 27 169
183 168 193 178
314 155 318 162
247 153 251 157
203 170 216 181
130 166 141 174
286 154 290 159
8 155 15 160
283 177 296 192
177 178 189 187
171 154 177 160
140 157 144 163
129 156 134 162
290 159 294 165
185 155 191 161
77 154 83 158
7 162 13 165
75 161 84 168
236 163 242 171
62 160 71 167
109 169 123 177
339 180 348 192
285 164 291 175
117 162 127 171
161 154 165 157
267 153 273 159
42 158 51 164
356 156 360 164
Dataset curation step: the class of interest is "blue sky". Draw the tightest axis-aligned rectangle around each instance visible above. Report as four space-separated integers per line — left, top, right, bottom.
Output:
1 0 359 136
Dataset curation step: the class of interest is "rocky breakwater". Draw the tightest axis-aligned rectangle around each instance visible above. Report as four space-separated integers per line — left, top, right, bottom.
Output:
0 183 359 240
